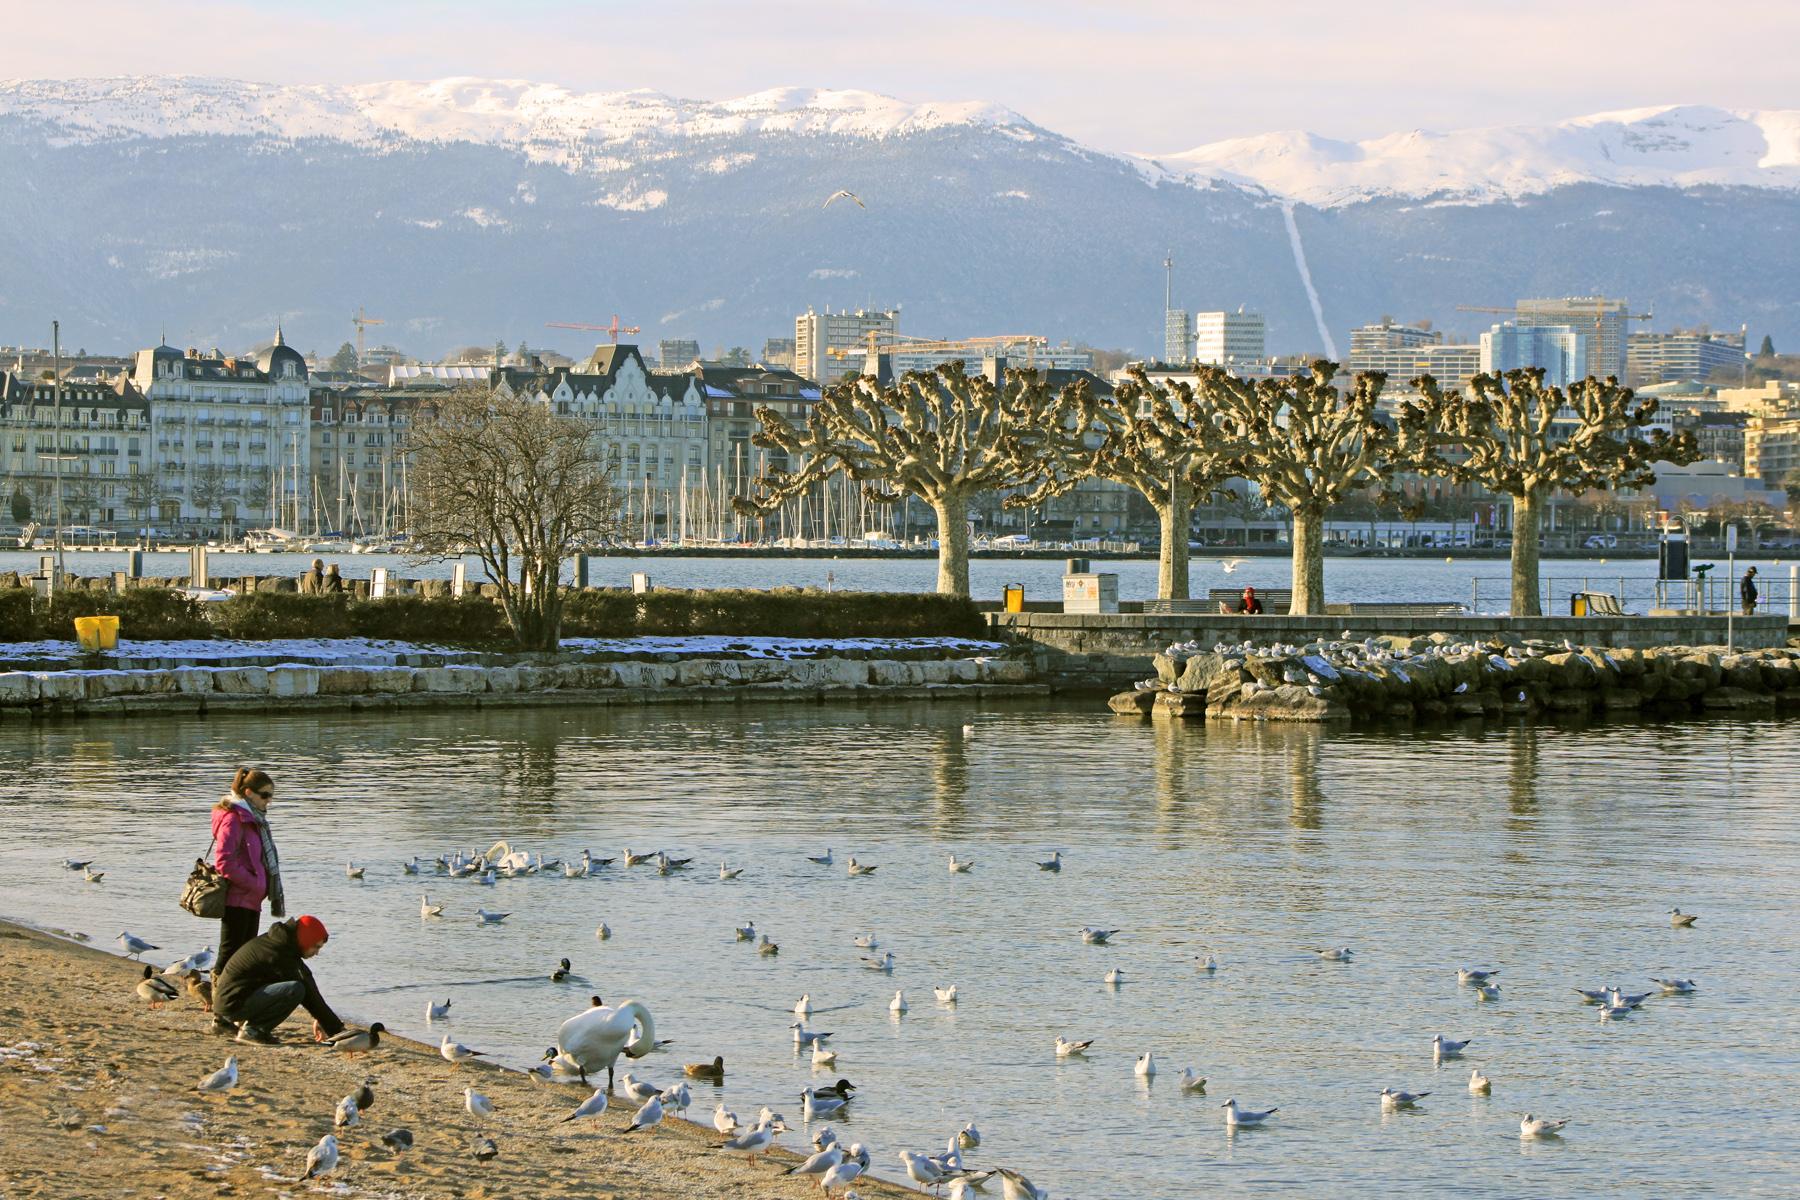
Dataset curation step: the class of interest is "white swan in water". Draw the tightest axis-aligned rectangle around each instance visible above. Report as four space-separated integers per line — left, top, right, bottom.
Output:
556 999 657 1091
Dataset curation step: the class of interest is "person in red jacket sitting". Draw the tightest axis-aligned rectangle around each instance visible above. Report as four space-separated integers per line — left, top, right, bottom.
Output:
1241 585 1265 615
208 767 287 1034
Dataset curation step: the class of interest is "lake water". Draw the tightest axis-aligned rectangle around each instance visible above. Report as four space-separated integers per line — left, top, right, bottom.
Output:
4 701 1797 1196
5 548 1778 612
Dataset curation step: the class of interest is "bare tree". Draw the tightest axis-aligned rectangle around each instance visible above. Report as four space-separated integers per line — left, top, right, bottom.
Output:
1198 363 1406 614
1025 367 1242 599
737 363 1095 596
189 465 229 530
1405 369 1697 615
408 388 624 649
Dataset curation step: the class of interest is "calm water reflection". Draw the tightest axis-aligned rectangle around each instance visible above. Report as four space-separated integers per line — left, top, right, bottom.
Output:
3 702 1796 1196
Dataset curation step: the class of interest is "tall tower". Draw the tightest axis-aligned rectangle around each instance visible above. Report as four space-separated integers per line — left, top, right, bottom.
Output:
1162 250 1191 363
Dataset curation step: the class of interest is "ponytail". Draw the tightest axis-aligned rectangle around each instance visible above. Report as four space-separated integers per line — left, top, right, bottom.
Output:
223 766 273 806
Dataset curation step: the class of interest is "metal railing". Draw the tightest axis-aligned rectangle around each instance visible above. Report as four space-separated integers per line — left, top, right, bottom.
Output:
1535 574 1797 618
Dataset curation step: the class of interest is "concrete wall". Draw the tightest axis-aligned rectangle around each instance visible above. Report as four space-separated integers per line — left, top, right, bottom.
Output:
990 611 1793 688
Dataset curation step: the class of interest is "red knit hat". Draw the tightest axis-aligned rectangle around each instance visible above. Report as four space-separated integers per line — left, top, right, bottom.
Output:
295 915 329 951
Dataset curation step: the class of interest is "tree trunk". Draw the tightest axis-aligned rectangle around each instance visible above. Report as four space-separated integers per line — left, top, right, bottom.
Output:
931 494 972 597
1155 482 1194 600
1510 489 1543 616
1290 503 1326 614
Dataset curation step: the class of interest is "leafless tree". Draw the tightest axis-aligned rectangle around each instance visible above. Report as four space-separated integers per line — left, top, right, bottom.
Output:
408 388 624 649
737 363 1096 596
189 465 230 528
1405 369 1696 616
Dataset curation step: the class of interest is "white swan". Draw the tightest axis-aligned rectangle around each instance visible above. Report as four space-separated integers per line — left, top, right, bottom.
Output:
556 999 657 1091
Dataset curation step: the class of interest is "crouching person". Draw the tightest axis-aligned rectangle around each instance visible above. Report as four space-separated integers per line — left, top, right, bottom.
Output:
212 914 345 1045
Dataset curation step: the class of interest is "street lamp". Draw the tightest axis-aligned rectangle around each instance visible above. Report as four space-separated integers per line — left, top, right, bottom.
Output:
37 319 72 584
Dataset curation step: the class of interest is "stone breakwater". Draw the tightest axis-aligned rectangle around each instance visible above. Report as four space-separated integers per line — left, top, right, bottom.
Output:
0 653 1040 720
1108 633 1800 724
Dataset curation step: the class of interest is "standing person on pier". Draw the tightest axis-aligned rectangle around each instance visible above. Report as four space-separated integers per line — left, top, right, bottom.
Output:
207 768 287 1035
1741 565 1758 615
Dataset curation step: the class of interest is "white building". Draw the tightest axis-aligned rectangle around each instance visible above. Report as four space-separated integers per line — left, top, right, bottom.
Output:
1163 308 1191 362
1193 309 1266 366
131 331 311 532
795 307 899 386
1479 322 1590 389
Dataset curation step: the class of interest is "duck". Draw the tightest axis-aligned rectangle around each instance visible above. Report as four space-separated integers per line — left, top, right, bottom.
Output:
185 974 213 1010
551 957 573 983
683 1055 725 1080
819 1078 858 1100
325 1023 385 1054
1037 851 1063 872
758 935 780 956
555 999 658 1091
136 965 179 1007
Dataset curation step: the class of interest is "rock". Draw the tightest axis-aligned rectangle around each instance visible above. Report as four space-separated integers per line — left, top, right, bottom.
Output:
1599 688 1643 710
1177 653 1242 695
210 667 271 695
318 667 371 695
1152 690 1206 719
1544 690 1594 713
0 673 38 704
1109 689 1156 716
979 658 1034 685
1701 687 1775 710
266 666 320 698
365 667 416 694
1153 653 1183 685
484 666 520 694
1720 656 1764 691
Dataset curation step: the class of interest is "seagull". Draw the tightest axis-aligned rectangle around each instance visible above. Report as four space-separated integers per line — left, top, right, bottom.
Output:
1433 1035 1471 1059
1219 558 1245 573
562 860 588 878
420 895 445 918
821 1159 865 1196
1521 1113 1570 1138
1653 976 1699 994
324 1023 385 1054
1573 986 1610 1004
784 1143 845 1179
622 1092 665 1134
473 908 510 924
381 1128 413 1152
846 857 878 876
562 1088 609 1122
713 1103 739 1135
660 1081 691 1117
718 1118 777 1161
853 933 879 949
961 723 975 736
1475 983 1501 1001
957 1121 981 1149
1469 1069 1492 1095
1606 987 1654 1009
345 863 364 879
62 858 96 871
934 985 958 1004
83 867 105 883
1179 1068 1207 1092
791 1023 834 1048
619 1073 661 1104
811 1044 838 1067
890 989 908 1014
1105 967 1126 985
758 934 779 955
720 862 744 880
822 189 865 210
1457 968 1499 985
116 932 158 959
1196 954 1220 973
1669 908 1698 927
1380 1088 1430 1109
808 849 834 865
463 1087 494 1118
795 993 814 1016
300 1133 339 1180
1312 947 1353 961
401 857 420 875
196 1055 238 1093
441 1035 487 1065
622 848 655 867
736 921 757 942
1037 851 1063 872
1055 1036 1094 1057
1081 927 1119 945
861 951 896 972
334 1085 374 1128
473 1136 499 1161
596 922 612 941
997 1167 1048 1200
1135 1051 1156 1077
803 1087 848 1118
900 1150 946 1190
1222 1099 1279 1127
948 854 975 873
426 998 451 1021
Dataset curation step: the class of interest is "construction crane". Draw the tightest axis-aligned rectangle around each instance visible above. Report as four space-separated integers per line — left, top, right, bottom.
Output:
545 314 642 343
351 306 385 370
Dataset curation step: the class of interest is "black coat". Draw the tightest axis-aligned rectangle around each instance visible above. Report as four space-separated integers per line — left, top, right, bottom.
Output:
1742 573 1758 603
211 919 345 1035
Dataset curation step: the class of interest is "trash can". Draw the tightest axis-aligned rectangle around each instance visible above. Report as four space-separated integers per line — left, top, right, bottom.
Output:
1570 593 1588 617
74 615 120 652
1003 584 1025 613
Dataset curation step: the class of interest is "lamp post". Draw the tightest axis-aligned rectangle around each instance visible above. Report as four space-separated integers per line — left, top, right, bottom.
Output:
46 320 68 582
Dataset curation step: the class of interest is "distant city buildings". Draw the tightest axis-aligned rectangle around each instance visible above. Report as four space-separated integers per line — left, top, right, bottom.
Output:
1479 321 1590 389
1192 309 1265 366
657 338 700 371
760 337 796 370
1513 296 1632 380
1347 319 1479 390
1163 308 1191 363
1627 328 1746 386
0 370 150 528
794 306 900 386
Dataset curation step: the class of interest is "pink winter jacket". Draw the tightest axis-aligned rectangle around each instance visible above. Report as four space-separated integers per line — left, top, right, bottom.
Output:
211 801 268 911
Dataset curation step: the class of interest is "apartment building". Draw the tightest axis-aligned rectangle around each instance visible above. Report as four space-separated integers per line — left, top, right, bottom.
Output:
0 370 151 527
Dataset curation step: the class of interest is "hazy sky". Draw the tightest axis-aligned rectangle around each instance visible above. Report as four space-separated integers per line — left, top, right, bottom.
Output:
11 0 1798 152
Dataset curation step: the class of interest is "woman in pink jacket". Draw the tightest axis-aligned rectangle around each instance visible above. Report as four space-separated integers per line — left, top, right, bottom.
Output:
209 767 286 1034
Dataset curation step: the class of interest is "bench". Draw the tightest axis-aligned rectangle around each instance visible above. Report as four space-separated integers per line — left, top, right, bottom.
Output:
1336 601 1469 618
1574 591 1626 617
1207 587 1292 615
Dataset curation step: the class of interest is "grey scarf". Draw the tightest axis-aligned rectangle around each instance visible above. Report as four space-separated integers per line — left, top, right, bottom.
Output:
233 798 285 918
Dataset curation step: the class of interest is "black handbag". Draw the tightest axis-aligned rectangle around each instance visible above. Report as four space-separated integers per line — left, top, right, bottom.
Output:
180 835 229 920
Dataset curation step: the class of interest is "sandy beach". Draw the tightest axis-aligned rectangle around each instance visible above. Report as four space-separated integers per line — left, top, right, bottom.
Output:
0 920 910 1199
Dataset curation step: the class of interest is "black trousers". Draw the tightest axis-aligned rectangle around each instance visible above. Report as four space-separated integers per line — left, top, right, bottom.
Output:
217 905 261 979
238 980 306 1032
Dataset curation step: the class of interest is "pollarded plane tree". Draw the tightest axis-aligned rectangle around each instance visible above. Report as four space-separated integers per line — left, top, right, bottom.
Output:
1403 369 1696 616
736 362 1097 597
1020 367 1246 600
1197 362 1408 615
407 387 624 649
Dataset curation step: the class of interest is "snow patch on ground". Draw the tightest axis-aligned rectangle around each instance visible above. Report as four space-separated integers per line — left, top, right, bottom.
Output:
563 635 1005 659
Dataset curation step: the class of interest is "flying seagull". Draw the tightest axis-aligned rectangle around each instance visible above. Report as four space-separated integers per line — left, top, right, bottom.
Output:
823 190 865 210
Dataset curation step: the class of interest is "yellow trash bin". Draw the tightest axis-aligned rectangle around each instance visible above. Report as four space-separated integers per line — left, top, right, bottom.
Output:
1003 584 1025 613
74 615 120 652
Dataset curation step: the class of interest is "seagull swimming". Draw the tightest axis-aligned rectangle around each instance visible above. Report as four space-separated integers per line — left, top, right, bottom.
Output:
846 857 878 876
1104 967 1125 985
1521 1113 1570 1138
345 863 364 880
1055 1036 1094 1057
1669 908 1698 927
948 854 975 873
473 908 510 924
420 895 445 918
1653 976 1699 994
1433 1034 1471 1059
803 1087 848 1118
1312 946 1353 961
1457 968 1498 985
861 951 896 972
794 993 813 1016
1081 927 1119 945
889 989 908 1014
808 849 834 865
426 998 451 1021
1469 1068 1492 1094
719 861 744 879
595 922 612 940
934 985 958 1004
1135 1051 1157 1077
853 933 879 949
1195 954 1220 973
1380 1088 1430 1109
1038 851 1063 872
1222 1099 1279 1127
1180 1068 1208 1092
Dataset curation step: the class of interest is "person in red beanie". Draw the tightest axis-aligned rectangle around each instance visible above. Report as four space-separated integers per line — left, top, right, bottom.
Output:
211 915 346 1045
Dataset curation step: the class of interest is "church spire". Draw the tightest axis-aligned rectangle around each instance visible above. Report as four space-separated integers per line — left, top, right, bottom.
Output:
274 322 286 347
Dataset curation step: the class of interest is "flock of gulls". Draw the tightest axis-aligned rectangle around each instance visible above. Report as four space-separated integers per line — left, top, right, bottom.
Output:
84 839 1710 1195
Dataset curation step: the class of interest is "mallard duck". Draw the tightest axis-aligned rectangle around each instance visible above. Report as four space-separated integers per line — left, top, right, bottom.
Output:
137 965 179 1007
683 1055 724 1080
551 957 573 983
758 935 779 956
185 974 213 1010
326 1023 386 1054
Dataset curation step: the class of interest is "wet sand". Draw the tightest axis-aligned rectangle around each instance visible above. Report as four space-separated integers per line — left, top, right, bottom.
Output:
0 920 907 1198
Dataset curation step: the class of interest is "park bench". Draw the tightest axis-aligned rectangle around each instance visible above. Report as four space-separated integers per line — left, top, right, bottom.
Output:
1336 601 1468 618
1205 587 1293 615
1573 591 1626 617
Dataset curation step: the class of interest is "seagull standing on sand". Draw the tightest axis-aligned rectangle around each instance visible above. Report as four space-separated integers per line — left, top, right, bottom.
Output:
562 1088 608 1123
464 1087 494 1118
197 1056 238 1093
624 1093 665 1134
442 1035 487 1065
300 1133 339 1180
117 932 158 959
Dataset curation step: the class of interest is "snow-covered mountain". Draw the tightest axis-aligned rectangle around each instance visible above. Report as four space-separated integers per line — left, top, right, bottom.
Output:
0 77 1794 357
1153 105 1800 207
